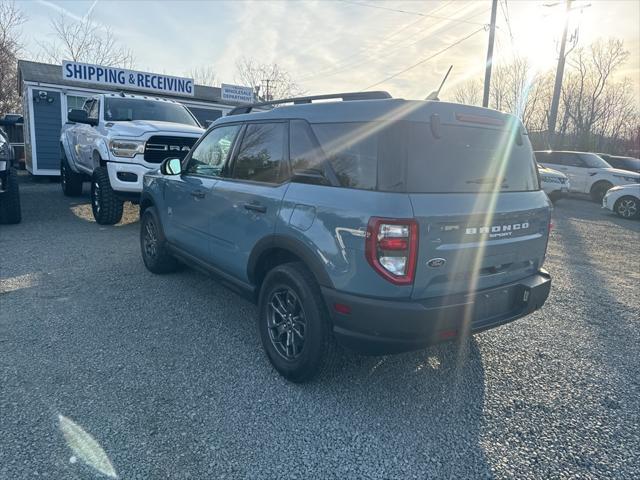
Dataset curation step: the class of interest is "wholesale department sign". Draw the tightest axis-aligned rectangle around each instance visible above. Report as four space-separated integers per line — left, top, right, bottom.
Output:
221 83 254 104
62 60 195 97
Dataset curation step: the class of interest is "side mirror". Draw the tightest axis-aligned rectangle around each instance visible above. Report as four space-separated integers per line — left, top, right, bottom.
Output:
160 157 182 176
291 168 329 186
68 109 96 125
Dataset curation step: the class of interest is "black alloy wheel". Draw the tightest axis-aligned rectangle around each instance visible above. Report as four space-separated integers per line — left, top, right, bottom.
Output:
267 287 307 360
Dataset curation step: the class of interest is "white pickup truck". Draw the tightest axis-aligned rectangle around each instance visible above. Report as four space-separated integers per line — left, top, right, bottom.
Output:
60 93 204 224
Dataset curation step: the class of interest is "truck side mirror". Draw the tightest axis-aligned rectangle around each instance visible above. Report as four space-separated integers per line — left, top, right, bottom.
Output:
160 157 182 176
68 109 96 125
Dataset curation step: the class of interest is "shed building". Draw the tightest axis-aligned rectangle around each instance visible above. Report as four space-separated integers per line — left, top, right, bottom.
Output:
18 60 245 175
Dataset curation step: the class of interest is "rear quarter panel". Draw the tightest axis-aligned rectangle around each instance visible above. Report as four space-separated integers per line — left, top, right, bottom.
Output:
279 183 415 299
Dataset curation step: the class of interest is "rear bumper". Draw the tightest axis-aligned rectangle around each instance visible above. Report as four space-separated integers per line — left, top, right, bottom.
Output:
322 270 551 355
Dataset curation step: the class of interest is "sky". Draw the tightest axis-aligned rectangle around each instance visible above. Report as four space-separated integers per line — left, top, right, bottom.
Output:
16 0 640 101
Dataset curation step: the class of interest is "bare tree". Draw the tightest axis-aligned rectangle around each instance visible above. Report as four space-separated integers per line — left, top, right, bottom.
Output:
0 1 25 114
234 58 301 101
450 58 552 132
445 40 638 155
560 38 630 149
37 13 134 68
453 79 481 106
189 66 218 87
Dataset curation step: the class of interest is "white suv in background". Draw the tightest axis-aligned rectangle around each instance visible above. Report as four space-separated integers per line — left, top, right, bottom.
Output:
538 164 569 203
60 93 204 224
535 150 640 202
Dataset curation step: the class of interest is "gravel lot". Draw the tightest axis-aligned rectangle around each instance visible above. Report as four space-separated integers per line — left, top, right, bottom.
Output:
1 177 639 479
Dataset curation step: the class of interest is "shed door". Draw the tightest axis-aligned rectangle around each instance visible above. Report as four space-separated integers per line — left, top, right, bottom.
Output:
32 90 62 173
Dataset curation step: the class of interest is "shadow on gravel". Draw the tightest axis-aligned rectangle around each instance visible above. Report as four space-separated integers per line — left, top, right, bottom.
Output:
130 267 493 478
290 338 492 477
16 176 139 227
554 197 640 231
554 212 638 380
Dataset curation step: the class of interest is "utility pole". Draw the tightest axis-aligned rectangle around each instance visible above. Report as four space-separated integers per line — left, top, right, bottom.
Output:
262 78 272 101
482 0 498 108
548 0 573 148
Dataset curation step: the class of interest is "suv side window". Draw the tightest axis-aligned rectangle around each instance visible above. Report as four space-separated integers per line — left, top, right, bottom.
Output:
290 120 323 172
536 152 552 164
311 122 377 190
186 124 241 176
560 153 585 167
232 122 286 183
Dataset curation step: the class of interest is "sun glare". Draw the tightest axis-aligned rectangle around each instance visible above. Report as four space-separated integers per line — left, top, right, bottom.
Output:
506 3 570 73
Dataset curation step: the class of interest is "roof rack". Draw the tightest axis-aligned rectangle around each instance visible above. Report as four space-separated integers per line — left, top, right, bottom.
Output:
227 91 392 116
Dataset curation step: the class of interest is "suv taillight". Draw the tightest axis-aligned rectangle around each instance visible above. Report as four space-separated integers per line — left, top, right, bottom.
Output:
366 218 418 285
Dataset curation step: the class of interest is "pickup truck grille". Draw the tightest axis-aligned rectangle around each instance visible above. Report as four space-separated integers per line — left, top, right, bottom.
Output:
144 136 198 164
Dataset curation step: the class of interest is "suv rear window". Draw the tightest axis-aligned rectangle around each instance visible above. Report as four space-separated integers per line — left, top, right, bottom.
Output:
311 121 539 193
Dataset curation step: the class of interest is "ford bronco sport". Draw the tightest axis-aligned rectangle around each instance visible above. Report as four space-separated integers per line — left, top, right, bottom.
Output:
139 92 552 382
60 93 204 224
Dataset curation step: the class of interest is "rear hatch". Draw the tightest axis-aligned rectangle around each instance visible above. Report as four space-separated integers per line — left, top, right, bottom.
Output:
371 104 550 300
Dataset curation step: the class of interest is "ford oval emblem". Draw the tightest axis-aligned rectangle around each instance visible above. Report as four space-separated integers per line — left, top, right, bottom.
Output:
427 258 446 268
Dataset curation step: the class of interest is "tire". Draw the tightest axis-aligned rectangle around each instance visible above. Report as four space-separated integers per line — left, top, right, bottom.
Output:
590 181 613 203
613 196 639 219
0 168 21 224
90 166 123 225
60 151 83 197
140 206 180 273
258 262 336 383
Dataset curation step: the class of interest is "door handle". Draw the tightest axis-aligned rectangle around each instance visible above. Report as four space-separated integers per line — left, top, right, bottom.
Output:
244 202 267 213
190 189 206 199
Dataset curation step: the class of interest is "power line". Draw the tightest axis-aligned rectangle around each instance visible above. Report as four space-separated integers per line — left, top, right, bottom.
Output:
363 26 486 90
499 0 514 42
297 0 456 82
301 5 489 83
340 0 489 26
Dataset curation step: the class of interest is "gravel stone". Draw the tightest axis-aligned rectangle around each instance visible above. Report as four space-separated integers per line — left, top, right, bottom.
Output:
0 178 638 479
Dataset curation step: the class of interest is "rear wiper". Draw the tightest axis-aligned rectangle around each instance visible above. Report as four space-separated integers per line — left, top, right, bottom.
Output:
466 176 506 184
466 177 509 189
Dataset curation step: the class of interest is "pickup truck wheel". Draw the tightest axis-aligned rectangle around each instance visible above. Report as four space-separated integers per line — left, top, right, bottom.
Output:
61 154 83 197
258 262 336 383
91 166 123 225
614 196 639 219
590 181 612 203
0 168 21 224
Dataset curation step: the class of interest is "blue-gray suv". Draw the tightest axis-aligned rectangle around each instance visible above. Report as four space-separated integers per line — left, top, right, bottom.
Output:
139 92 552 382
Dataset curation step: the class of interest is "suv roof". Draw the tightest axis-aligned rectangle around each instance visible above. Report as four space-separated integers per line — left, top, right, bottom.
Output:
535 150 591 154
217 97 513 126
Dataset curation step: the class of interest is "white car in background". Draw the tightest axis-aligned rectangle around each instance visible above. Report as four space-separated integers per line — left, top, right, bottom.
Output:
535 150 640 203
538 164 569 203
602 184 640 219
